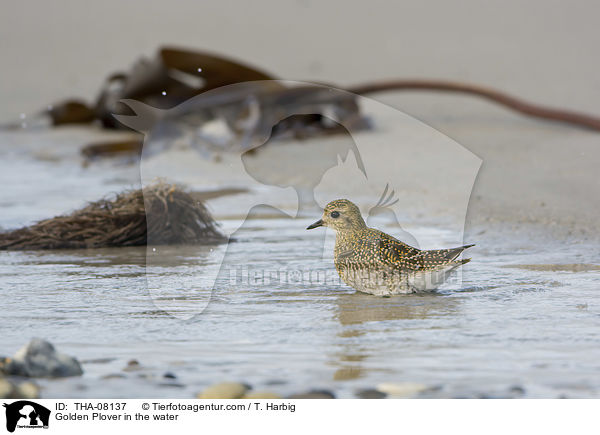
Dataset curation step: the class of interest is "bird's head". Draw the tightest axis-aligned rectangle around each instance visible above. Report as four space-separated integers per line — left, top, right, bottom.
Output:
306 199 366 232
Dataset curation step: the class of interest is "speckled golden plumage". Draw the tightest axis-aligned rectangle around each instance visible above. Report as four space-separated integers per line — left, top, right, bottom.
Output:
307 199 474 295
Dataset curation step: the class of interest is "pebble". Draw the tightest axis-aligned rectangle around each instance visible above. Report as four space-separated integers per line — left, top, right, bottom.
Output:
0 378 14 398
123 359 141 371
355 388 387 399
376 382 427 398
0 378 40 399
15 381 40 399
158 382 185 389
288 389 335 399
0 357 9 375
101 373 127 380
243 391 281 399
198 382 249 399
509 385 526 396
264 379 287 386
81 357 116 364
5 339 83 378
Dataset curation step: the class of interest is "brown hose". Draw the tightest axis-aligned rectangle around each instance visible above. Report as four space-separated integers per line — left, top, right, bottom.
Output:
348 79 600 132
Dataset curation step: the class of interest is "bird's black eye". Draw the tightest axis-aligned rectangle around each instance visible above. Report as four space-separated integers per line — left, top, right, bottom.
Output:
330 211 340 218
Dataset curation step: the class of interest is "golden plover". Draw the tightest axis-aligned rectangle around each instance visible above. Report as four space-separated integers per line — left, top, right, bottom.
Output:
307 199 474 295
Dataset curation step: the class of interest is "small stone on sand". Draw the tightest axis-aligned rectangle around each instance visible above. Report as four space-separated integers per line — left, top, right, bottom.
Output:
198 382 249 399
376 382 427 398
243 391 281 399
356 388 387 399
288 389 335 399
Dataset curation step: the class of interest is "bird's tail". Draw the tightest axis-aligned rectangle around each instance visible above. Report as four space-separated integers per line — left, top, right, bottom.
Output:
458 245 475 265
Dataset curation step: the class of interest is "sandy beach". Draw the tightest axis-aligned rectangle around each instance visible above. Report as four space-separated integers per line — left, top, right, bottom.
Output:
1 0 599 241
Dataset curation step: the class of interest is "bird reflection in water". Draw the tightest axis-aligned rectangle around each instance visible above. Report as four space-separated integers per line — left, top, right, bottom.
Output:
329 293 462 382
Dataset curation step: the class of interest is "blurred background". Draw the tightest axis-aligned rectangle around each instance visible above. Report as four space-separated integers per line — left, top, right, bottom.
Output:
1 0 599 235
2 0 598 116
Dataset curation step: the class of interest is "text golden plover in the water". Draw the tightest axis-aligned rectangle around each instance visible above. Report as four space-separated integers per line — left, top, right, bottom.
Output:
307 199 474 295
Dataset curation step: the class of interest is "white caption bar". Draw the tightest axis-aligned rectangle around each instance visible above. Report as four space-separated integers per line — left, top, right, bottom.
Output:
1 399 597 435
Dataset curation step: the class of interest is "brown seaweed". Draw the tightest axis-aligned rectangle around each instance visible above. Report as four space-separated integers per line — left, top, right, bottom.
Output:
81 139 144 161
6 46 600 135
95 47 280 129
0 182 227 250
71 47 600 133
48 100 97 125
348 79 600 132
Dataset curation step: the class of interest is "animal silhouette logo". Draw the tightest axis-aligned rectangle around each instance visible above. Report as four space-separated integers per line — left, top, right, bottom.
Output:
116 80 481 318
367 184 419 248
3 401 50 433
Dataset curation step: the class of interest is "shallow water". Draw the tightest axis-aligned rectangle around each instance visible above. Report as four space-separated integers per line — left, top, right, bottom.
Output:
2 216 600 398
1 130 600 398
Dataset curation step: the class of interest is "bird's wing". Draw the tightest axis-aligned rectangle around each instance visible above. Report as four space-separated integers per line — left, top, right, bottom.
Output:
373 230 423 270
374 232 474 270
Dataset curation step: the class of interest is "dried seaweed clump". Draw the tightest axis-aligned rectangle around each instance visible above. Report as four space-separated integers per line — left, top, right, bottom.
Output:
0 183 226 250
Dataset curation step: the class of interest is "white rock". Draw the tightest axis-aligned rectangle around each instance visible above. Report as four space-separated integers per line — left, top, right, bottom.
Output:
376 382 427 398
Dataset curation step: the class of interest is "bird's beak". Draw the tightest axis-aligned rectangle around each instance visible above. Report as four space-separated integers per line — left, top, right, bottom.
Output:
306 219 324 230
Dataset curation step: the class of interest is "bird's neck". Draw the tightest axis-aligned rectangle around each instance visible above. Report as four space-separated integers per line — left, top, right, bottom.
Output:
335 225 368 245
